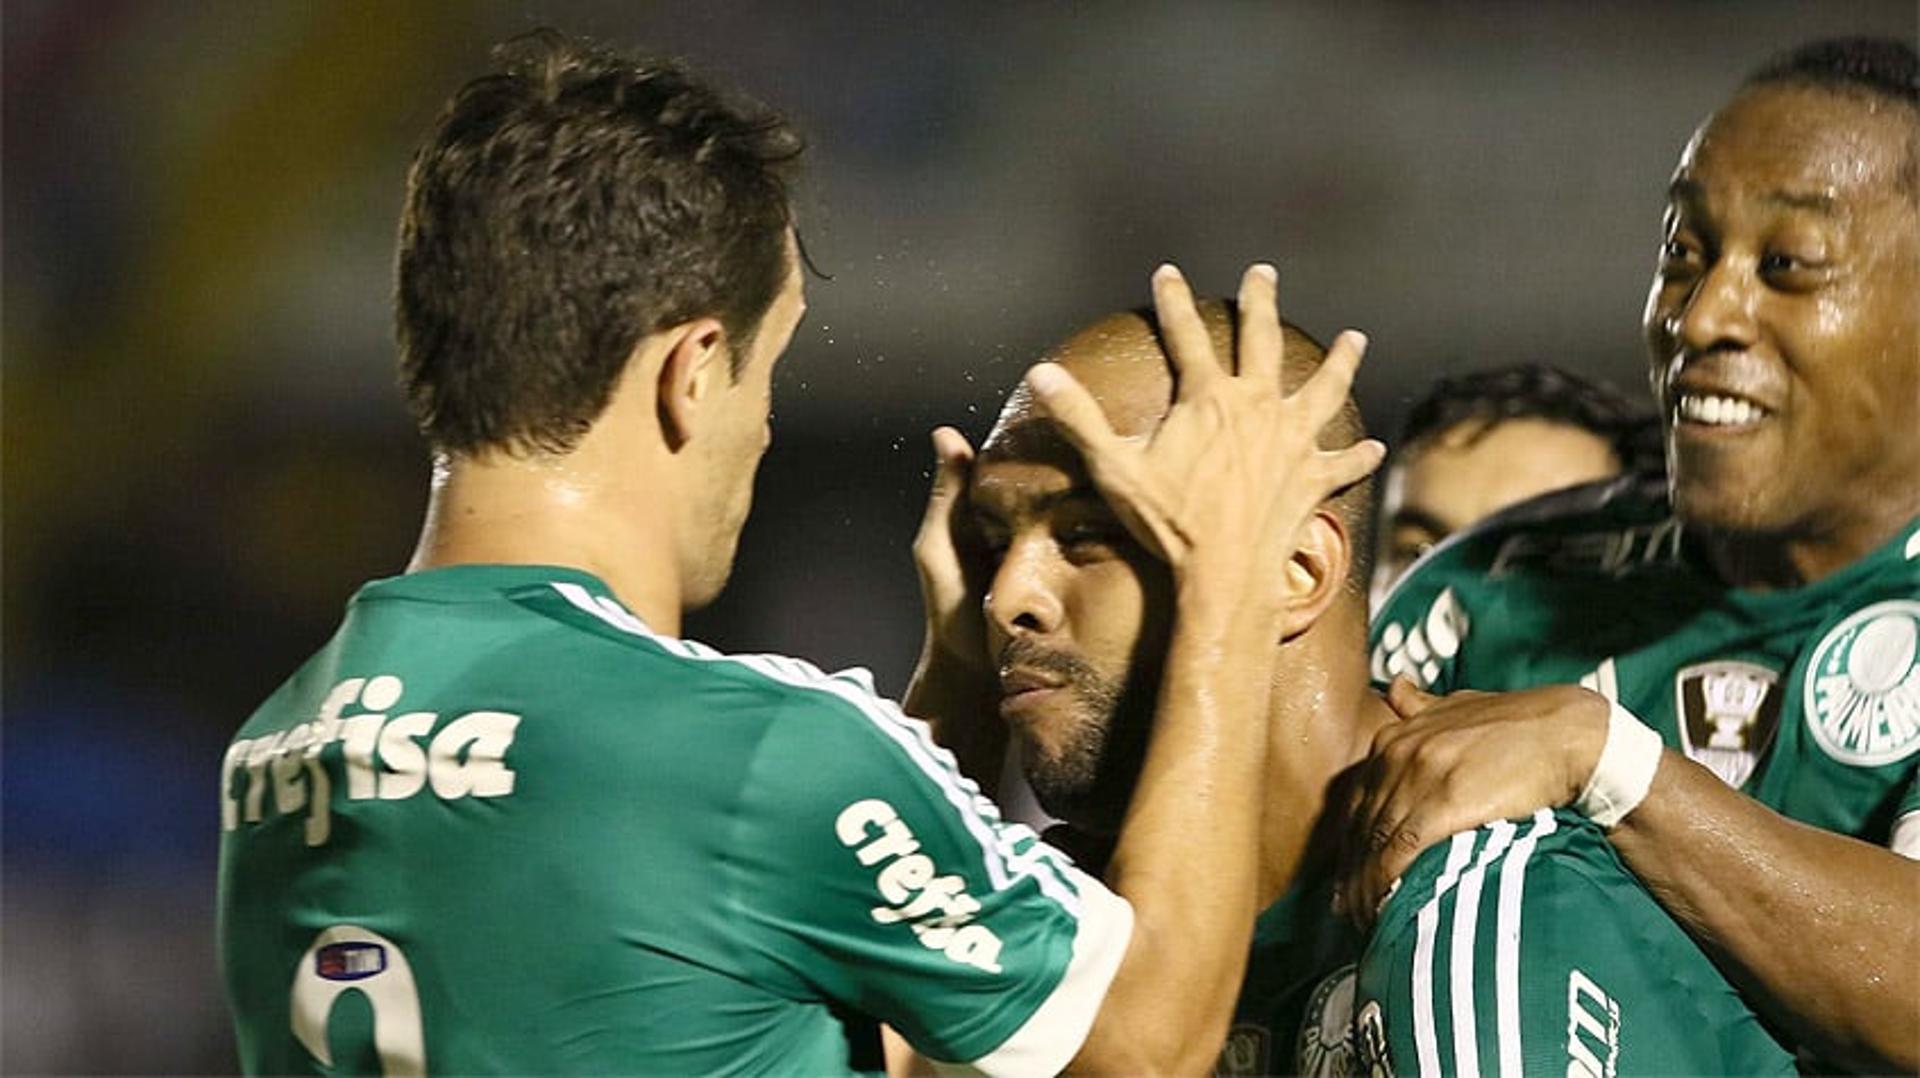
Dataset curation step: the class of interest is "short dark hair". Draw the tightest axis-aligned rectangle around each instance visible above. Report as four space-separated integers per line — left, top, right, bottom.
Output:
397 29 802 456
1744 36 1919 198
1398 364 1659 477
1746 36 1918 105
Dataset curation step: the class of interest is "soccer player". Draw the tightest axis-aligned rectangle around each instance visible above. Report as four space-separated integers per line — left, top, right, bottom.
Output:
912 299 1792 1075
1372 365 1653 602
1355 38 1919 1072
214 32 1385 1074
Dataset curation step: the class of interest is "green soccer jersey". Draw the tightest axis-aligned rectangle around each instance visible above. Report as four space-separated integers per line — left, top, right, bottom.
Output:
1356 809 1794 1077
217 565 1133 1076
1218 814 1790 1077
1217 878 1364 1077
1371 477 1920 854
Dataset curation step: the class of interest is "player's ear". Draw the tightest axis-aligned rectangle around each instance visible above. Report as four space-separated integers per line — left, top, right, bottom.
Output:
657 317 730 451
1277 509 1351 641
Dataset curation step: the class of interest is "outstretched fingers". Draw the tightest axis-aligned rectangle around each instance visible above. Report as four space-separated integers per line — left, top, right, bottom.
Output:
1234 263 1282 382
1291 329 1368 428
1025 362 1117 451
1151 265 1222 399
1315 438 1388 492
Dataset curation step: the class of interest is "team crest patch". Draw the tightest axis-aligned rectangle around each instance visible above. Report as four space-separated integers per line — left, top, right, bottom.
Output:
1295 965 1358 1077
1353 998 1393 1078
1673 661 1782 789
1217 1023 1271 1076
1805 601 1920 767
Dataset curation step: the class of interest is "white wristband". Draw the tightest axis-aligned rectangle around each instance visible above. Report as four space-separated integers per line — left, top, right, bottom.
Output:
1573 701 1664 828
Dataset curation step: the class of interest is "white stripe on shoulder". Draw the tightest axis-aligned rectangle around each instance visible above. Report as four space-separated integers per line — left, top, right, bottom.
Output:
952 882 1134 1078
1413 831 1477 1077
549 582 1080 912
1447 819 1518 1078
1494 809 1558 1078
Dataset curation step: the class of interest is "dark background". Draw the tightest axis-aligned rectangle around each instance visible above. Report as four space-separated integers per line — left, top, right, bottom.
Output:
6 2 1914 1070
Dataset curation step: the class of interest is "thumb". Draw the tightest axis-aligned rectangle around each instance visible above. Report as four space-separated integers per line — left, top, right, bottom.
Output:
926 427 974 508
1387 676 1440 718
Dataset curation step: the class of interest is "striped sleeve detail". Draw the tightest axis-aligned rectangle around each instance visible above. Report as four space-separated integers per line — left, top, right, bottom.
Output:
1408 809 1556 1078
953 881 1135 1077
550 582 1085 914
1412 832 1476 1076
1447 819 1518 1077
1493 810 1556 1075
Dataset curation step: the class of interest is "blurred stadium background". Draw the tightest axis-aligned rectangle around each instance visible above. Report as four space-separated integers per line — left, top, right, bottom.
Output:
4 1 1913 1070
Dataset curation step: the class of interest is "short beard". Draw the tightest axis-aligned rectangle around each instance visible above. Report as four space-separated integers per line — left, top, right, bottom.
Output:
1001 638 1138 831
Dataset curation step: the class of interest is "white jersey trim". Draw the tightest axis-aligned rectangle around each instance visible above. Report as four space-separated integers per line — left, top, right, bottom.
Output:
548 582 1084 913
1413 832 1477 1076
1408 811 1557 1078
1494 810 1556 1077
1448 819 1518 1077
1890 809 1920 860
945 874 1135 1078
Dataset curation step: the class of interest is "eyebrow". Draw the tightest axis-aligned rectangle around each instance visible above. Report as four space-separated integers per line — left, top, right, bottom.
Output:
1387 505 1453 540
1762 190 1838 215
1667 178 1838 217
972 483 1102 518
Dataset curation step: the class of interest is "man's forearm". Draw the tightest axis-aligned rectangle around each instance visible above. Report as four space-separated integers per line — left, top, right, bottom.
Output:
1071 580 1273 1073
1610 752 1920 1072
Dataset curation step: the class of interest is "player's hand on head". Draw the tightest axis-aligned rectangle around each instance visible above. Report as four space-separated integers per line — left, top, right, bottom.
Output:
912 426 992 672
1022 263 1384 601
1333 680 1609 929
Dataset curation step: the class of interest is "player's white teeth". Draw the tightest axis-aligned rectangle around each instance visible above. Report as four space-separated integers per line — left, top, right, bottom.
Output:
1676 393 1765 427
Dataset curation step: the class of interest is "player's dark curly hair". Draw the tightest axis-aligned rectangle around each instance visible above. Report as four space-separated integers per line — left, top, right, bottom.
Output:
1398 364 1661 478
396 29 803 456
1744 36 1919 198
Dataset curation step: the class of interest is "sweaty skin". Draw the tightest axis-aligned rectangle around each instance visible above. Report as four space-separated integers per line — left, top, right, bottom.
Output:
1343 82 1920 1072
907 272 1388 1072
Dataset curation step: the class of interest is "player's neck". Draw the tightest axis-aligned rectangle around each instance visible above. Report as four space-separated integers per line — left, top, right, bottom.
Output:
1256 608 1395 907
1701 499 1916 591
407 449 687 635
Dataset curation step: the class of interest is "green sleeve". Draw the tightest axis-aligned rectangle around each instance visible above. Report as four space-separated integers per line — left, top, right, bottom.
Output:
730 682 1131 1075
1358 811 1794 1076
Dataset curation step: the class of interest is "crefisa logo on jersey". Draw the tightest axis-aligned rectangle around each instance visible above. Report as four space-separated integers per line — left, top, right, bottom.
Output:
1673 660 1782 789
1805 600 1920 767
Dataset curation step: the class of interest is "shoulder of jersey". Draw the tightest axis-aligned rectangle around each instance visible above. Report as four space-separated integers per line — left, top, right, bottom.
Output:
1378 472 1669 607
537 578 906 724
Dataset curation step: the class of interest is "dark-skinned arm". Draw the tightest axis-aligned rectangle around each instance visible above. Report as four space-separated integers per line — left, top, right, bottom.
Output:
1339 681 1919 1073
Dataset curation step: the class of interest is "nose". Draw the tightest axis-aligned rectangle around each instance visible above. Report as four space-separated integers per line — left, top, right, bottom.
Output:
984 536 1065 647
1671 255 1759 357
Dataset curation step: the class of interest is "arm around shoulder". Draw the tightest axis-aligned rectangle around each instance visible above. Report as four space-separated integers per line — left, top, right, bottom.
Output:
1608 752 1920 1073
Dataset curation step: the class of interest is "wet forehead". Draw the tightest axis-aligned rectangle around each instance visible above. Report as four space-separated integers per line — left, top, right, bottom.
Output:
973 419 1090 516
1677 85 1914 210
983 312 1179 454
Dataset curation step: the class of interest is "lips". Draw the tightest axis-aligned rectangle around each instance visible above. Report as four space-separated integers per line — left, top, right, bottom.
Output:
998 667 1064 697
